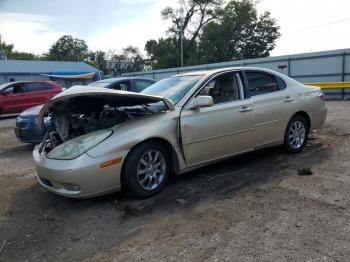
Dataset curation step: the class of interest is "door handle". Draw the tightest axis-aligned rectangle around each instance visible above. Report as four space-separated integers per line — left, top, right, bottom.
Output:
284 96 294 102
239 106 253 112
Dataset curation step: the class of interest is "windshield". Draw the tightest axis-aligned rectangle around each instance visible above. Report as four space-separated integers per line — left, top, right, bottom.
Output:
0 83 12 90
88 81 111 88
141 75 202 104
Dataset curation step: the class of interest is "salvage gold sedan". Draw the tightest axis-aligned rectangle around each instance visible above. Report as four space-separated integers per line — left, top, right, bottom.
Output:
33 67 327 198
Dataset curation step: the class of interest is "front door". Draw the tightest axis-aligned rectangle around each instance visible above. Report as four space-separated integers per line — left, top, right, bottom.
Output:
1 84 26 113
180 72 255 166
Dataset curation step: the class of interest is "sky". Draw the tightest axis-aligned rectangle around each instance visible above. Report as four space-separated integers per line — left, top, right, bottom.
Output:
0 0 350 58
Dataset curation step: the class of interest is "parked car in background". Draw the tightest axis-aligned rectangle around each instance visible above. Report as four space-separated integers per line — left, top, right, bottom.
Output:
33 67 327 199
89 77 156 92
14 105 51 144
0 81 64 117
14 77 155 144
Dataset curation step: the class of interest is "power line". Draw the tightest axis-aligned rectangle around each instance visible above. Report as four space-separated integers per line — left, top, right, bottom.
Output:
288 17 350 34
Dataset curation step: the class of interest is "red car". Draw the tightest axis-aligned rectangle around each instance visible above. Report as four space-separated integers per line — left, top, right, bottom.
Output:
0 81 64 117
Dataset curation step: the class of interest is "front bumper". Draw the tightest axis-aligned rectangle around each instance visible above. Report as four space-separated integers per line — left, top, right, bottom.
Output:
14 126 44 143
33 147 128 198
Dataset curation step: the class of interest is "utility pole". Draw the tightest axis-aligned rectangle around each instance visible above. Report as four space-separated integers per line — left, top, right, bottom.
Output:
180 24 184 67
179 7 184 67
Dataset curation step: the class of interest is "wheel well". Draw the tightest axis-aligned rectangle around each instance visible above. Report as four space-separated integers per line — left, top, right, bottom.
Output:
293 111 311 130
120 138 180 188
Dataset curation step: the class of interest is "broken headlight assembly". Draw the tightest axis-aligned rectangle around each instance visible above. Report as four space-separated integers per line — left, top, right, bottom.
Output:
46 129 113 160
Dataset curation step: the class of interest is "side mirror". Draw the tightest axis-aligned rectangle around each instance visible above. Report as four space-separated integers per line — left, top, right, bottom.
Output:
0 90 9 96
189 95 213 110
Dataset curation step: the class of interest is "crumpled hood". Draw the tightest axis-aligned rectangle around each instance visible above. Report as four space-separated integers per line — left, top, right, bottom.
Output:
38 85 174 128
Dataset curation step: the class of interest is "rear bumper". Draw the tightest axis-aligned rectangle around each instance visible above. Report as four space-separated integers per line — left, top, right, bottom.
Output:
33 147 126 198
310 106 327 130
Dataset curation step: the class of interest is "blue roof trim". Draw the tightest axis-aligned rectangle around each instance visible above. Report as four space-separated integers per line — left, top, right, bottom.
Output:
0 60 101 74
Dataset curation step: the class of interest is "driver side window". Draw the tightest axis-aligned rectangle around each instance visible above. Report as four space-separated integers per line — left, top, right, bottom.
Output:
199 73 240 104
111 81 130 91
4 86 14 94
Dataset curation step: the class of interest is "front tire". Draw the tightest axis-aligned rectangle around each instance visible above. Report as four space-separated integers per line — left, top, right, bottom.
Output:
122 142 170 198
284 115 309 153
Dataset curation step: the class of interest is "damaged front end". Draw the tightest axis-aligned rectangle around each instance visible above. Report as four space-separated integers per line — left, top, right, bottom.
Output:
38 86 174 158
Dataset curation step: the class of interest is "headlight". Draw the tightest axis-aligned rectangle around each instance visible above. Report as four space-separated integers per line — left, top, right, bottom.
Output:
47 129 113 160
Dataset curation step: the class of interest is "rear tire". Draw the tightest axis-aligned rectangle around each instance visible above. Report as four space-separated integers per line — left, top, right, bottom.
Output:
284 115 309 154
122 141 170 198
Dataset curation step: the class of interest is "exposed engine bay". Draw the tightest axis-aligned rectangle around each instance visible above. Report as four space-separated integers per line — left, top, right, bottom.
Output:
41 96 158 154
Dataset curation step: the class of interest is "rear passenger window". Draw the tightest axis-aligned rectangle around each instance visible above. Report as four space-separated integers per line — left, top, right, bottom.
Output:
25 83 48 92
134 80 154 92
246 72 280 96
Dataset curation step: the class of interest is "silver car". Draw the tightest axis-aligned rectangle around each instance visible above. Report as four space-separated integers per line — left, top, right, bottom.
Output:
33 67 327 198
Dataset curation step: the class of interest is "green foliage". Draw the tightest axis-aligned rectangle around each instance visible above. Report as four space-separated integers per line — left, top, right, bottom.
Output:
146 0 281 69
159 0 222 67
48 35 88 61
8 52 38 60
119 46 146 72
0 39 14 59
86 51 108 73
145 38 180 69
198 0 280 63
1 0 280 72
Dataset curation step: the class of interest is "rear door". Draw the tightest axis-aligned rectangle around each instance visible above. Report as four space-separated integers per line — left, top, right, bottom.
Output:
180 71 255 166
23 82 49 108
244 70 295 147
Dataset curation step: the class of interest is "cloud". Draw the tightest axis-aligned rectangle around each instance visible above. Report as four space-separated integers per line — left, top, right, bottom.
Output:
0 12 67 54
0 0 177 55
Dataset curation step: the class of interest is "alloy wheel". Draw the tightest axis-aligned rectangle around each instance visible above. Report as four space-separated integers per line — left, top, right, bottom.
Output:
288 120 306 149
136 149 166 191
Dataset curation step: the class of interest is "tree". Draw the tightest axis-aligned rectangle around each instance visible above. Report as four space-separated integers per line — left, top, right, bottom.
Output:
106 46 147 74
120 46 146 72
161 0 222 65
48 35 88 61
198 0 280 63
0 37 14 59
8 52 37 60
87 51 108 73
145 38 180 69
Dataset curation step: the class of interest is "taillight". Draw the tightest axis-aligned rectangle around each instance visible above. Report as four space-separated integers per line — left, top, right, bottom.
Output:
319 92 325 101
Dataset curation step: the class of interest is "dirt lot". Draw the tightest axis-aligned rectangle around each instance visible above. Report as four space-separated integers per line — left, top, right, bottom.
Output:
0 101 349 262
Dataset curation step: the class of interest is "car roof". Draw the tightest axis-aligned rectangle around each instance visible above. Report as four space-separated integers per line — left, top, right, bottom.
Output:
174 66 287 78
0 80 55 90
2 80 54 84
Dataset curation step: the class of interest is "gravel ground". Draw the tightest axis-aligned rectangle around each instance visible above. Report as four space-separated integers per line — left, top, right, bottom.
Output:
0 101 349 262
